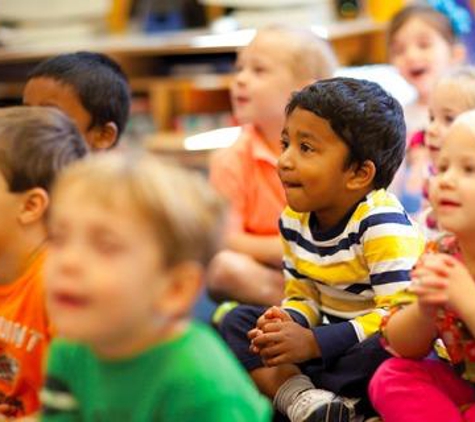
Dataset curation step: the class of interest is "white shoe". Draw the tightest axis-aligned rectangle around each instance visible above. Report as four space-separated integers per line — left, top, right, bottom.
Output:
287 388 357 422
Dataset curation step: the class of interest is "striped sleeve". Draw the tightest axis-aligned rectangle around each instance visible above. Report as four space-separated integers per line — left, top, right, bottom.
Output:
280 210 321 327
351 208 424 340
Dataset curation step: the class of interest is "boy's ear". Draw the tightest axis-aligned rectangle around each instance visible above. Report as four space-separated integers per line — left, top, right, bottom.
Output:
18 188 49 225
153 262 203 320
88 122 118 150
346 160 376 191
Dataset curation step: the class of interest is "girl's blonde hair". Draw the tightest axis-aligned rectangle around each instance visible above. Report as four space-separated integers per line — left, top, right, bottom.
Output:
437 66 475 111
453 109 475 138
254 25 338 82
50 152 224 268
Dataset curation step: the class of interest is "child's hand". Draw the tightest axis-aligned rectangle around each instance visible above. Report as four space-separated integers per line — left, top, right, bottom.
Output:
248 306 291 355
410 253 475 315
410 253 450 316
420 254 475 316
251 320 320 366
256 306 292 330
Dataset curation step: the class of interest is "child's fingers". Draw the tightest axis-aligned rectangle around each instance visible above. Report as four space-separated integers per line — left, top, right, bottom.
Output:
247 328 262 340
259 342 285 360
252 332 281 349
261 321 284 333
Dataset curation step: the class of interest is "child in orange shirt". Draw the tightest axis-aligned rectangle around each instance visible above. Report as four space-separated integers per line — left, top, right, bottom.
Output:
208 25 337 307
0 107 88 417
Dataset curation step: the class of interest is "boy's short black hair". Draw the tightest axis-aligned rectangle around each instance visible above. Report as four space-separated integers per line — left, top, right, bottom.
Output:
0 106 89 193
28 51 131 138
286 77 406 189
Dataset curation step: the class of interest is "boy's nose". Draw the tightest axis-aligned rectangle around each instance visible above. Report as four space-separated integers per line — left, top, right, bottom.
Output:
278 148 294 171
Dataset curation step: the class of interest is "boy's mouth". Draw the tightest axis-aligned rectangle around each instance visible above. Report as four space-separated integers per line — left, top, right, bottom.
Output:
282 181 302 189
234 95 250 106
409 67 428 79
53 292 89 309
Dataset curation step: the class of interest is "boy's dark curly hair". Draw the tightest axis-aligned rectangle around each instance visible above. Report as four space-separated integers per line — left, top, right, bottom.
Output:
286 77 406 189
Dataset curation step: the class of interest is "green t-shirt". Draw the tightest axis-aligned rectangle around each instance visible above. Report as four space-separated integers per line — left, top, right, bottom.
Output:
41 322 271 421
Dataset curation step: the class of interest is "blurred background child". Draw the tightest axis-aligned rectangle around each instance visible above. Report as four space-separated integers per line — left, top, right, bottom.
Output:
23 51 131 150
421 66 475 235
0 107 87 418
41 152 271 421
370 110 475 422
207 25 337 308
387 4 467 214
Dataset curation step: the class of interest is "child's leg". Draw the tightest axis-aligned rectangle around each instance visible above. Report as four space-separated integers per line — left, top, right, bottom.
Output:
304 333 391 418
220 305 354 422
369 358 475 422
207 250 284 306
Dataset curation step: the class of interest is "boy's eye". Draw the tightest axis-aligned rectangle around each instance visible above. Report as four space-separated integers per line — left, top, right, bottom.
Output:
464 165 475 174
300 142 314 153
92 239 125 256
253 66 267 74
280 138 289 151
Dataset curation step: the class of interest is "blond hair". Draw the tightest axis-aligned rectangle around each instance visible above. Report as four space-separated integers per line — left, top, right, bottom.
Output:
453 109 475 138
437 66 475 111
255 25 338 82
50 152 224 268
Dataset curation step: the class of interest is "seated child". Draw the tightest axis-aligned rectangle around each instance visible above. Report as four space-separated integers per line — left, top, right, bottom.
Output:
23 51 130 150
208 24 337 307
387 4 466 213
369 110 475 422
419 66 475 238
220 77 425 422
0 107 88 417
41 152 272 421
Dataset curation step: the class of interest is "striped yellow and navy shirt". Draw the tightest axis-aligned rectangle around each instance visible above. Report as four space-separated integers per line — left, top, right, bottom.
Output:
280 189 424 363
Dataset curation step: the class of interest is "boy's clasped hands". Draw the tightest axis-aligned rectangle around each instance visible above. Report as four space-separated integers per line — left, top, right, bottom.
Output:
248 307 321 367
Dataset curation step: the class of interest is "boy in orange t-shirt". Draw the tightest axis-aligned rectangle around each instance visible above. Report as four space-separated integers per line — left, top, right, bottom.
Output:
0 107 88 417
208 25 337 307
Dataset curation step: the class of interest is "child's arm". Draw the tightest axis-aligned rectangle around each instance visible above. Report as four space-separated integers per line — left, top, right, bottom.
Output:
227 233 283 267
419 254 475 337
209 150 283 266
383 253 463 358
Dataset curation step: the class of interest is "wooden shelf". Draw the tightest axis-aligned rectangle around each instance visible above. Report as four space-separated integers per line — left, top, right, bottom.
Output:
0 17 387 130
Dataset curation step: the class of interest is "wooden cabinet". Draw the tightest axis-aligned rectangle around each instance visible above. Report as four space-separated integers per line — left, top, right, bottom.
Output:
0 17 386 132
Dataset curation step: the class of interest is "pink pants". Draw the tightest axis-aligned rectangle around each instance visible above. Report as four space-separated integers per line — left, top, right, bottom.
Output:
369 358 475 422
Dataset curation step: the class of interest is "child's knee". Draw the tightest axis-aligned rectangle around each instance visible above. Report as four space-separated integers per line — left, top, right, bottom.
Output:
220 304 264 339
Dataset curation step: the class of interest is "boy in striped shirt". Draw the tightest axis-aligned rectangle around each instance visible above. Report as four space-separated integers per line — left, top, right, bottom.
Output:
220 77 424 422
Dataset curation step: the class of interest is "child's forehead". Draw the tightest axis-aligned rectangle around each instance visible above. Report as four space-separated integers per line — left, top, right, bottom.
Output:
243 31 297 61
392 16 443 42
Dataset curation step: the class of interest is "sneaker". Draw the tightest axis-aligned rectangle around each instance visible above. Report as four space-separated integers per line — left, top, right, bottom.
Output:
287 388 357 422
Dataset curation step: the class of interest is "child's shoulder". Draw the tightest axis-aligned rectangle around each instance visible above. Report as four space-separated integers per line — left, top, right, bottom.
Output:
354 189 406 219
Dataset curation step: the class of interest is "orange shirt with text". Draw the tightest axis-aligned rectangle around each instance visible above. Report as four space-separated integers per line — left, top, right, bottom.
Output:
0 250 51 417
